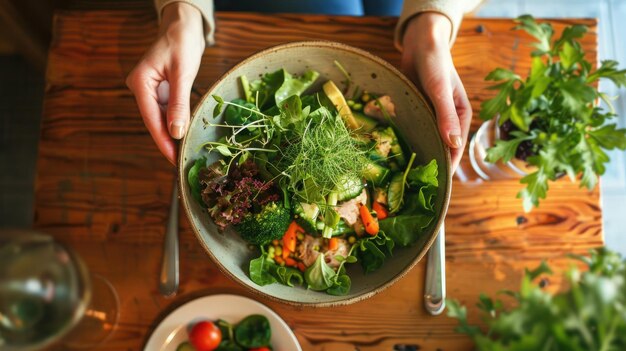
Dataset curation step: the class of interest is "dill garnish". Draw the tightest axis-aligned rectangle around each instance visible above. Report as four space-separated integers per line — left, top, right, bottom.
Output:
278 107 366 203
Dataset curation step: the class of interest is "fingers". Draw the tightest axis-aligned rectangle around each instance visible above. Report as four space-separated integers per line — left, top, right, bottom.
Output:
126 68 178 165
453 71 472 145
450 71 473 171
421 65 463 150
166 67 194 140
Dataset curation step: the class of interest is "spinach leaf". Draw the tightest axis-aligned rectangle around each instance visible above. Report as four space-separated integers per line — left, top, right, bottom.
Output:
249 252 303 287
187 157 207 206
274 69 319 106
301 92 337 113
250 69 319 110
215 340 244 351
249 254 278 286
250 69 285 110
234 314 271 348
418 185 438 213
273 265 304 287
327 274 351 296
224 98 260 127
304 254 335 291
275 95 308 135
407 159 439 187
381 158 439 246
380 214 434 247
358 240 385 273
357 231 394 273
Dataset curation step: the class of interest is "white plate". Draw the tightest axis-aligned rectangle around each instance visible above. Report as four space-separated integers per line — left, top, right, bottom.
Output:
144 294 301 351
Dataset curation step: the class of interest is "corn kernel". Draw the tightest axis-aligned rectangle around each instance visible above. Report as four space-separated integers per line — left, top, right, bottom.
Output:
348 236 356 244
361 93 371 102
275 246 282 256
296 232 304 241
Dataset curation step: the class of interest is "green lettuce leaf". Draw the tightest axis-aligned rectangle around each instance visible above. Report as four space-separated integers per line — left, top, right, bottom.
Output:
187 157 207 206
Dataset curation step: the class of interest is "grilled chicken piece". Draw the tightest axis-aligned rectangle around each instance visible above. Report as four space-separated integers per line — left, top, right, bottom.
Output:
298 235 350 268
363 95 396 119
336 189 367 226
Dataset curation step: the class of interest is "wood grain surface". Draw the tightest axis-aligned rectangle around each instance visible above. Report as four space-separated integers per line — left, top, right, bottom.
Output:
35 11 601 351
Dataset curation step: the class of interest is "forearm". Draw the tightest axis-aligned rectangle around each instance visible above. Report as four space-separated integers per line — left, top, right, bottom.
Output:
395 0 483 50
155 0 215 45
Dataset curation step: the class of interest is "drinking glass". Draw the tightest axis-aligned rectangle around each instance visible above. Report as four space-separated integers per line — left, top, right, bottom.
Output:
0 230 119 350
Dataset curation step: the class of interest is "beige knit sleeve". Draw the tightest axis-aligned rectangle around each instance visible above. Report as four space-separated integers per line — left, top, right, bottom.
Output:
395 0 482 50
154 0 215 46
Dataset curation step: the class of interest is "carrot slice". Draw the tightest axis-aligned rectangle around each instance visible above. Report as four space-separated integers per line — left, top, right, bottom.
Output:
328 237 339 251
372 201 388 220
297 262 306 272
282 246 291 259
359 204 379 236
282 221 298 252
284 257 297 267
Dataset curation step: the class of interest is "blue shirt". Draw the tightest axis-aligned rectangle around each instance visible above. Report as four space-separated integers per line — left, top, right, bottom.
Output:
214 0 403 16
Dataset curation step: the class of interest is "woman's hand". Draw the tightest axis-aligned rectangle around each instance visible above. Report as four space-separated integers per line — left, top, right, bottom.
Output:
401 12 472 172
126 2 205 165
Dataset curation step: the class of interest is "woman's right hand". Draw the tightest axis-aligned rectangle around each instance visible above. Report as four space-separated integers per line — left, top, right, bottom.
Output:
126 2 206 165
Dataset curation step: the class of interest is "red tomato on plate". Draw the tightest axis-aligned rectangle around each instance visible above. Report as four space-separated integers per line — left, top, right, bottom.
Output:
189 321 222 351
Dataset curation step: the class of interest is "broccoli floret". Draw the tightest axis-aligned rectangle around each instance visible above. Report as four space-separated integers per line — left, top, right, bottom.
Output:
236 202 291 245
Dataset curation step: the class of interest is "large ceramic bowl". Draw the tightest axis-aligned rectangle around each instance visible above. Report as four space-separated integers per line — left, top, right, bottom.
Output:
179 41 451 306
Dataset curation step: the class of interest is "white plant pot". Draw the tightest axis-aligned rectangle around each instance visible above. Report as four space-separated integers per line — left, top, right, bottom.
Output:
469 118 535 180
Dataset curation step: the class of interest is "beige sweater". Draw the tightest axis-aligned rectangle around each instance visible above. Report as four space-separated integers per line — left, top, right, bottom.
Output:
154 0 481 48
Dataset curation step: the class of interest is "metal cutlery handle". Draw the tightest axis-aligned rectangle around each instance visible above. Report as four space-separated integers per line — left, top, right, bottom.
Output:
424 224 446 315
159 181 179 297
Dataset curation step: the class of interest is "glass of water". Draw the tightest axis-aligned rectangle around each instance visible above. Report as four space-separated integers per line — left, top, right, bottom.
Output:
0 230 119 350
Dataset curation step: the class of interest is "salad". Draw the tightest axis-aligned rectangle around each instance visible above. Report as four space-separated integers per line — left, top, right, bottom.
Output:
188 63 439 296
178 314 272 351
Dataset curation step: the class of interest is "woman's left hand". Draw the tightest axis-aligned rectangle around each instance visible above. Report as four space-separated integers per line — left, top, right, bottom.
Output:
400 12 472 172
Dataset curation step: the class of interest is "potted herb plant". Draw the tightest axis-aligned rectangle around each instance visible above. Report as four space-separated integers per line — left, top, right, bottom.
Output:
447 248 626 350
477 15 626 211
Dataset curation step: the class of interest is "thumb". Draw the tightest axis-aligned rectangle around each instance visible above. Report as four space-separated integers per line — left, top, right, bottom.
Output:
166 71 193 140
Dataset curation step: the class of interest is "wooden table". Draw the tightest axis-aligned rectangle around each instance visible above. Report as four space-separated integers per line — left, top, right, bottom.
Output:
35 11 602 351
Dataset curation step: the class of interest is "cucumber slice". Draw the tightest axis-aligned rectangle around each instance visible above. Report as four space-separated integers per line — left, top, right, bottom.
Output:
336 174 365 201
363 161 390 186
293 202 320 233
353 111 378 133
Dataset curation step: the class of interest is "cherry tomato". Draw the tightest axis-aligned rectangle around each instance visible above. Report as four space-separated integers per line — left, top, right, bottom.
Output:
248 348 271 351
189 321 222 351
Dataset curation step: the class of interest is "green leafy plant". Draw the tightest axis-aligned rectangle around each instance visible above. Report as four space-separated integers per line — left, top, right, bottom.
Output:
480 15 626 211
448 248 626 350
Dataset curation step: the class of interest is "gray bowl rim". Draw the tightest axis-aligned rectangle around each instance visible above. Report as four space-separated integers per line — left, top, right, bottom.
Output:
178 40 452 307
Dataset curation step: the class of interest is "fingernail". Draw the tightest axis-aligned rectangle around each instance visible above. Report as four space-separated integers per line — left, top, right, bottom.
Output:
170 121 186 139
449 133 462 148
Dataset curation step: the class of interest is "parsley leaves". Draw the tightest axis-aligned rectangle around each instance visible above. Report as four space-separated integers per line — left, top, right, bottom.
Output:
480 15 626 211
